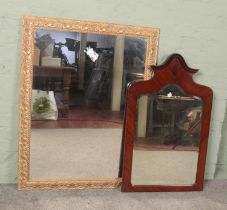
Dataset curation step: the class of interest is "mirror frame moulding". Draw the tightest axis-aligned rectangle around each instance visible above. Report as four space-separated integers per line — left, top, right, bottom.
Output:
121 54 213 192
18 16 160 190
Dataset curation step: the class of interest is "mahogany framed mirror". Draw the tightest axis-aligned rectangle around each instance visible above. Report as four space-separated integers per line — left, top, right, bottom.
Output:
18 16 159 190
121 54 213 192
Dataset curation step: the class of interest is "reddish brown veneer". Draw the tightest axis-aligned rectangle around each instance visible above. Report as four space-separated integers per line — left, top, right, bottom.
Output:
121 54 213 192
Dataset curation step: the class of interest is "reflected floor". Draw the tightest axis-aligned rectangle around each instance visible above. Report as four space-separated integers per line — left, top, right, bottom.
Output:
31 108 123 128
135 136 199 151
132 150 198 186
30 128 122 179
134 143 199 151
132 135 199 186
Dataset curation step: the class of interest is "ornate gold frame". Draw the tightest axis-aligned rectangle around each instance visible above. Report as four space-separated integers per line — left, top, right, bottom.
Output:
18 16 159 190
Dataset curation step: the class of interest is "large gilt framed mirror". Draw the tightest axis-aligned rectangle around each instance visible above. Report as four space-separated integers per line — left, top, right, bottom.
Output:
121 54 213 192
18 16 159 190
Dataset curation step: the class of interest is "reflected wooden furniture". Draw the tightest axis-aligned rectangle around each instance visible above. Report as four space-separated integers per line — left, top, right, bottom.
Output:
156 95 195 136
155 95 200 148
33 65 74 117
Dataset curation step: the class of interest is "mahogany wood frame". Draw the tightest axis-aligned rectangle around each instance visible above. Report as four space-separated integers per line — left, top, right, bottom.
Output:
121 54 213 192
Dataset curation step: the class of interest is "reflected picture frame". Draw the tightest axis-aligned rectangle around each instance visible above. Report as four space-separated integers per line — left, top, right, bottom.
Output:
121 54 213 192
18 16 159 190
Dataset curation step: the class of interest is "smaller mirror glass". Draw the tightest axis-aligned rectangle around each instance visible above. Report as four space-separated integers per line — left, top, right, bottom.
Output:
132 84 203 186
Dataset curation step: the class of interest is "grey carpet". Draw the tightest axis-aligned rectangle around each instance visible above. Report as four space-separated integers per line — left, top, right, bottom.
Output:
0 180 227 210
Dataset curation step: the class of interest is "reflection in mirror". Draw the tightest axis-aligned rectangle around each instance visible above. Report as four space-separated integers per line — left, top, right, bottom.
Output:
132 84 203 186
30 29 146 179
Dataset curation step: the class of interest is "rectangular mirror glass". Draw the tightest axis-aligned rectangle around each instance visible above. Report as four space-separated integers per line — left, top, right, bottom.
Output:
132 84 203 186
30 30 147 179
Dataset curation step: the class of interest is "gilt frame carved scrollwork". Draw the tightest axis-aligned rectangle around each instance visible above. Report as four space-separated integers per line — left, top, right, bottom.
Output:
18 16 159 190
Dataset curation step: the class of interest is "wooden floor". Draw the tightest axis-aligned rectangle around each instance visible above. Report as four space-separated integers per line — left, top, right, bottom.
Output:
31 108 124 128
134 143 199 151
134 136 199 152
